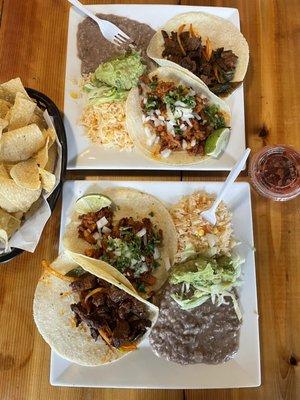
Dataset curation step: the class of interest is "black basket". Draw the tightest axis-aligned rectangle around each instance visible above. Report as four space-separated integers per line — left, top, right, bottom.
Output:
0 89 67 263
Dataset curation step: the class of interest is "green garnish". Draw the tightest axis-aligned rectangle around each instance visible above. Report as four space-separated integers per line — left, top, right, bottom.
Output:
170 255 244 319
203 105 226 129
145 96 158 111
65 266 85 277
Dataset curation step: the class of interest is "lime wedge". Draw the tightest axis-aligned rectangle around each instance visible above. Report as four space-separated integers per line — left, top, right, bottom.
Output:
205 128 230 158
75 194 112 214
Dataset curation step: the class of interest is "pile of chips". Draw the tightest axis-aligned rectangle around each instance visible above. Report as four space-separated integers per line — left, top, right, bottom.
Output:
0 78 57 248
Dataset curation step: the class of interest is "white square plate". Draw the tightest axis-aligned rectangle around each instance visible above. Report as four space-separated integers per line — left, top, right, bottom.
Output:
65 5 246 170
51 180 260 388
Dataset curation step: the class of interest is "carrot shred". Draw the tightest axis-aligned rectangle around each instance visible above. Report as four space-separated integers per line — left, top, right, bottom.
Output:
119 342 137 352
189 24 196 38
84 287 104 303
98 327 112 347
42 260 75 282
204 37 212 61
177 24 186 56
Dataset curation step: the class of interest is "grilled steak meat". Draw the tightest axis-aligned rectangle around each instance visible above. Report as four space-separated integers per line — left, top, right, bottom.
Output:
70 273 151 349
161 28 239 96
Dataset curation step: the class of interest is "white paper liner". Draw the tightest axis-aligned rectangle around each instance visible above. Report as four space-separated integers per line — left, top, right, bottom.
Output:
4 110 62 253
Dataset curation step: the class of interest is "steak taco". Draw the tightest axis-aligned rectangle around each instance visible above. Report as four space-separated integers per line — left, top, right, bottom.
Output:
126 66 231 164
63 187 177 297
147 12 249 97
33 251 159 366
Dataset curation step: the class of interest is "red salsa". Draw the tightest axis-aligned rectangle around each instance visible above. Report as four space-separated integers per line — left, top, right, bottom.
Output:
250 146 300 201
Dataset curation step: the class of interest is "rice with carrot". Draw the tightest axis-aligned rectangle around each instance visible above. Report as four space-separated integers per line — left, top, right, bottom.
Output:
170 191 236 262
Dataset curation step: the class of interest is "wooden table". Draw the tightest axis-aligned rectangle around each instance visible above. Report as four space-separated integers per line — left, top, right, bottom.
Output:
0 0 299 399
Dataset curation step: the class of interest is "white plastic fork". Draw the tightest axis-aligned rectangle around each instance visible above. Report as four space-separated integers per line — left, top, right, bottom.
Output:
200 148 251 226
68 0 132 47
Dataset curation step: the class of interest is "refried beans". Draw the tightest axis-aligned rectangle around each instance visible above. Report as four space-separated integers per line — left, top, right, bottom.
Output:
149 282 241 365
77 14 155 74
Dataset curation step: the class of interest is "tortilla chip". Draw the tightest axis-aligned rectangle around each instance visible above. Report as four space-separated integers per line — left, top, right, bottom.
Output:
0 177 42 212
29 112 47 130
0 228 9 253
44 142 57 172
8 92 36 130
0 118 8 134
34 137 49 168
0 208 21 238
0 164 10 178
0 123 45 162
10 159 41 190
43 128 57 148
39 168 56 192
0 78 29 103
0 99 12 119
11 211 24 220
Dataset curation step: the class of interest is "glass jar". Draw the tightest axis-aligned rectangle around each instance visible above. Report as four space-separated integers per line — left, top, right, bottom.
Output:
249 145 300 201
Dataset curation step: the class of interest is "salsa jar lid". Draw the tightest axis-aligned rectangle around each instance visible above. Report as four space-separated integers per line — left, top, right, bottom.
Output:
249 145 300 201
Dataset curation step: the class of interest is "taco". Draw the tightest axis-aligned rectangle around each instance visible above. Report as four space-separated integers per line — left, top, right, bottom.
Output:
63 187 178 297
126 66 231 164
147 12 249 97
33 251 159 366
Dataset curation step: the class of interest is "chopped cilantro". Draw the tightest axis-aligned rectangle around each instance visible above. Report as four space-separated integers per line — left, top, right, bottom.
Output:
164 86 196 111
145 96 158 111
65 266 85 277
137 282 146 293
203 105 226 129
149 80 158 90
174 125 182 135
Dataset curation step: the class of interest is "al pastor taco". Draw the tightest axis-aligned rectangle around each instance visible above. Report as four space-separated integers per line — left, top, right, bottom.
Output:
147 12 249 97
126 66 231 164
63 187 178 297
33 251 159 366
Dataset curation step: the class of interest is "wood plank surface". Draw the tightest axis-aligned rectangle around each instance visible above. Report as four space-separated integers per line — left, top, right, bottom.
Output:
0 1 299 400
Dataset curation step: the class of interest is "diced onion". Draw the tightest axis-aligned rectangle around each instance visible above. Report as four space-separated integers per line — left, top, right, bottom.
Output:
97 216 108 231
147 135 156 147
93 232 100 240
145 127 152 138
153 246 160 260
175 100 188 107
182 117 192 127
136 228 147 237
182 139 188 150
102 226 111 234
191 139 196 147
161 148 172 158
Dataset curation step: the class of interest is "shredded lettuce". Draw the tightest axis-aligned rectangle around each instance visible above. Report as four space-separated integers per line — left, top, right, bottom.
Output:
83 83 128 105
170 254 244 318
181 243 196 261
